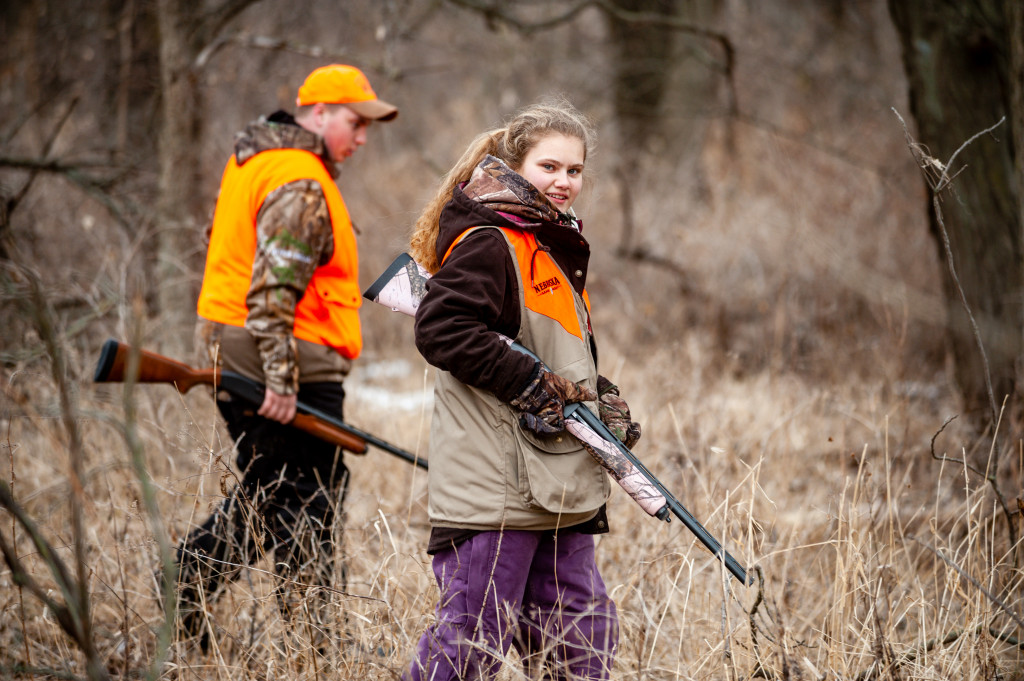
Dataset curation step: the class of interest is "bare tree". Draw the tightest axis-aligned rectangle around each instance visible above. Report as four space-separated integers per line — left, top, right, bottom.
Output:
888 0 1024 429
154 0 263 346
442 0 733 257
604 0 729 257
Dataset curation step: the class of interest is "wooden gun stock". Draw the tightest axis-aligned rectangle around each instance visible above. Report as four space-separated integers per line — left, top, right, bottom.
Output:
93 339 368 454
94 337 216 393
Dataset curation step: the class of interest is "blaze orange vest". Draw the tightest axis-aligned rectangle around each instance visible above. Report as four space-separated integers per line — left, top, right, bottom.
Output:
444 227 591 340
197 148 362 358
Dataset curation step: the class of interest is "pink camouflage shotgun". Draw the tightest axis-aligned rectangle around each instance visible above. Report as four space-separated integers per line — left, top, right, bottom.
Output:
364 253 751 586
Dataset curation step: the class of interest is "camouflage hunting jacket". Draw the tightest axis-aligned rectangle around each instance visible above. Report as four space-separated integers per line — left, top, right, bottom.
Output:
196 111 350 394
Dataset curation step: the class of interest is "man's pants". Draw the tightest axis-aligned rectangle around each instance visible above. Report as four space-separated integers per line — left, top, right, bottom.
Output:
172 382 348 640
406 529 618 680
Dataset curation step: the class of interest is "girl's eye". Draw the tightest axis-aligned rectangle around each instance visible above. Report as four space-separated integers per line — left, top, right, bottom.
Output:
568 168 581 176
542 163 555 171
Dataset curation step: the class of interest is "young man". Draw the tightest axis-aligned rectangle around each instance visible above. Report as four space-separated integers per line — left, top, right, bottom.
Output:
173 64 397 647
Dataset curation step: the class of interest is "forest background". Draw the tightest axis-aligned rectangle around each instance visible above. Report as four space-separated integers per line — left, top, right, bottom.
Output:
2 1 1023 680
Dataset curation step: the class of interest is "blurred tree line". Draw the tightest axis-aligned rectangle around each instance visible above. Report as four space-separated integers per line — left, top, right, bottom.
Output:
1 0 1022 435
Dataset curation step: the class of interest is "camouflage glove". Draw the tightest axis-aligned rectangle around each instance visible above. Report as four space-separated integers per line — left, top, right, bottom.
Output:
511 367 598 435
597 375 642 449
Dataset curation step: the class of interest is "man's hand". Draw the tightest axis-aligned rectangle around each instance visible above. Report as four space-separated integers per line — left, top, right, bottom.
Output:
258 388 297 424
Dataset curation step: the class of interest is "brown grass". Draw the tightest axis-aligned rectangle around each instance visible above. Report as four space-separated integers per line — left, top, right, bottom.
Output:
1 302 1022 679
2 2 1023 679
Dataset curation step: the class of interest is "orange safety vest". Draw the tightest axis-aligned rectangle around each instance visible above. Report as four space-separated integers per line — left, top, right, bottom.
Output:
197 148 362 358
444 226 591 341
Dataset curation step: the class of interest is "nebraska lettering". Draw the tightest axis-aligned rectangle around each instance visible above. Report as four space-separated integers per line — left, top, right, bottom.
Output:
533 277 560 294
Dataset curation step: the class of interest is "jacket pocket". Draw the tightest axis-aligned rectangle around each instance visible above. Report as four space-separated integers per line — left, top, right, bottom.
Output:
513 418 609 513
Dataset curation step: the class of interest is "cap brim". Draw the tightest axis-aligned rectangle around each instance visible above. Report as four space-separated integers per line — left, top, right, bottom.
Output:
346 99 398 122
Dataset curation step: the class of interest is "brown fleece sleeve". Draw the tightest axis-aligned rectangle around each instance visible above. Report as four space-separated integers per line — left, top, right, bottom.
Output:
413 229 537 403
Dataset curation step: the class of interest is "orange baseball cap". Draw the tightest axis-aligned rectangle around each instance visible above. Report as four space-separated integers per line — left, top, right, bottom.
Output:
296 64 398 121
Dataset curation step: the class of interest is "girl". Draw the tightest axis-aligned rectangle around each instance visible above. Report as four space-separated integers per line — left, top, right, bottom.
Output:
405 99 640 681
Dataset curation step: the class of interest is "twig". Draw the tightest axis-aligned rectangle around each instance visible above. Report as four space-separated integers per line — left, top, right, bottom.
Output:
894 108 1018 554
0 482 80 628
4 383 34 677
173 547 386 603
195 33 350 69
937 117 1007 193
442 0 736 113
855 625 1024 681
5 96 80 219
118 308 176 681
891 108 1002 426
0 663 85 680
929 408 1017 554
909 534 1024 631
0 263 111 681
929 415 986 476
0 155 147 234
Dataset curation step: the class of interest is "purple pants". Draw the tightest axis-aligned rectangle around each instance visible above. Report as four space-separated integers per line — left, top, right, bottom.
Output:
405 529 618 680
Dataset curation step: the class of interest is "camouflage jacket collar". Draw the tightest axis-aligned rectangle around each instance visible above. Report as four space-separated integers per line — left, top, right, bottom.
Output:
233 110 338 178
462 155 566 228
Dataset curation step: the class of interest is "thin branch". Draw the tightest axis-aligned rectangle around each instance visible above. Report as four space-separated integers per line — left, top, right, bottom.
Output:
0 664 85 681
0 482 78 625
855 625 1024 681
928 415 985 476
2 96 53 148
617 245 693 288
895 109 1018 551
23 266 92 640
6 96 80 219
0 262 111 681
909 534 1024 631
937 116 1007 193
196 33 349 69
933 194 997 419
0 156 120 174
445 0 593 32
199 0 263 43
446 0 726 37
892 108 1001 425
174 546 387 603
0 155 146 234
443 0 736 114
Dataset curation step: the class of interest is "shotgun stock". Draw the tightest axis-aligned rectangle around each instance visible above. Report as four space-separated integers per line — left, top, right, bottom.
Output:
93 339 429 470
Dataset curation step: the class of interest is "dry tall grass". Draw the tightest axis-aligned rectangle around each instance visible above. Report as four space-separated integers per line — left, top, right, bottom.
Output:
1 292 1021 679
3 2 1023 679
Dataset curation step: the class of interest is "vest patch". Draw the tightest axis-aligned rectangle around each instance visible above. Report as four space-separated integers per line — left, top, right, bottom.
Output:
532 276 561 295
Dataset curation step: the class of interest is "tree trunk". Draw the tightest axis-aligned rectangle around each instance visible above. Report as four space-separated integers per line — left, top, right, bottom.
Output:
605 0 723 256
155 0 204 351
888 0 1023 426
607 0 676 255
1011 2 1024 404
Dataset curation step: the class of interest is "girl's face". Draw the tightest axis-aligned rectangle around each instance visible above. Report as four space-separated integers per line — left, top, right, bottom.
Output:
517 133 586 212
